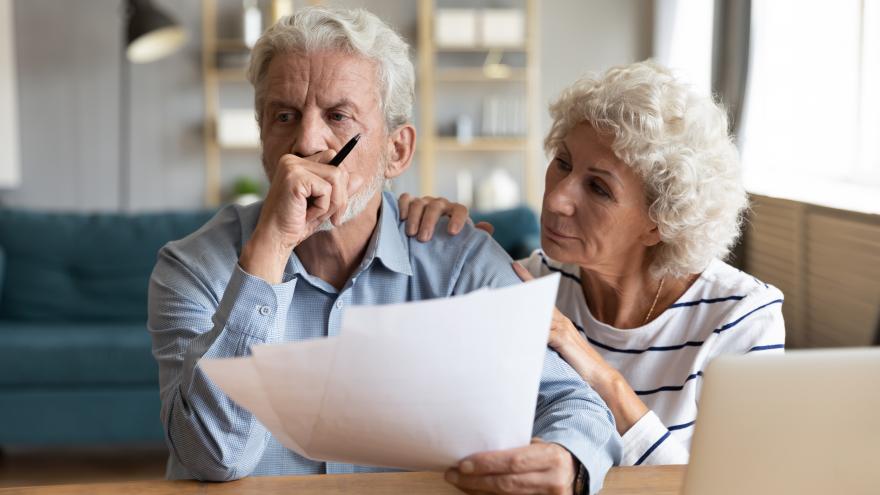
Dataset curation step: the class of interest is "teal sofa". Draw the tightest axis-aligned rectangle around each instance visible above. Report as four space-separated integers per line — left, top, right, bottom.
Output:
0 209 215 445
0 203 538 446
472 206 541 260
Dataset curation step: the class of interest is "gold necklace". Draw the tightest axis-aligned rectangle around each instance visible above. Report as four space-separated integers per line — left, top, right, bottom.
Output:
642 278 665 325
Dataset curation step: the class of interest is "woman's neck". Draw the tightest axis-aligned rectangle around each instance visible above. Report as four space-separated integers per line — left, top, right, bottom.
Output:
578 255 696 329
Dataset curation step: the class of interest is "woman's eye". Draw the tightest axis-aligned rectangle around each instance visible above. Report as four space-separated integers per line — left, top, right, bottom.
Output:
590 180 610 198
555 157 571 171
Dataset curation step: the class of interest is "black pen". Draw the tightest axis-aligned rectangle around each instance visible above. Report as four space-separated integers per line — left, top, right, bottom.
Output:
328 133 361 166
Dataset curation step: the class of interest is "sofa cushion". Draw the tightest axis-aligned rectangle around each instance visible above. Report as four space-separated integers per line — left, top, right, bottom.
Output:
0 209 215 322
472 206 541 260
0 321 158 386
0 387 165 443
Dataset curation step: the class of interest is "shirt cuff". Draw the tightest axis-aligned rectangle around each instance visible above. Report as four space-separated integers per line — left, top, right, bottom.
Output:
540 432 616 495
214 264 297 342
620 410 675 466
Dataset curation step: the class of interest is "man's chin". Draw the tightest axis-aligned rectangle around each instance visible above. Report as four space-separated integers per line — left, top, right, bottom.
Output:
313 209 356 233
314 220 336 233
314 187 383 233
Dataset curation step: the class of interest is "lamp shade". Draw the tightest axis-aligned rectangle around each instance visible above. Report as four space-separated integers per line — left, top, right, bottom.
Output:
126 0 186 63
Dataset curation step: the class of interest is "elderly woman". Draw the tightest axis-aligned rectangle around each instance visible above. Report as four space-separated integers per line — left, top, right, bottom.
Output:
401 60 785 465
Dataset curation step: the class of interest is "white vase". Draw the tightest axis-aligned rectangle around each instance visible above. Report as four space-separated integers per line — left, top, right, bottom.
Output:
476 168 520 211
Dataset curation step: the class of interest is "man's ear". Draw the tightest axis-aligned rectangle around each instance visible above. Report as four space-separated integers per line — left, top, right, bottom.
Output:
384 124 416 179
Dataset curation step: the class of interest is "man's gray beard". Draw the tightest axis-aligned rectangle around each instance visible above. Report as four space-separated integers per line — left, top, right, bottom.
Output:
314 165 387 233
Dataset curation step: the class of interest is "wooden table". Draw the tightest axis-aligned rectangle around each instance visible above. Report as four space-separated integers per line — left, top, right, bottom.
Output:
0 465 685 494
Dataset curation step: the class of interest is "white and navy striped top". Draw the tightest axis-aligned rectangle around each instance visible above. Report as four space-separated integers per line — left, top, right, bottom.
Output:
521 250 785 466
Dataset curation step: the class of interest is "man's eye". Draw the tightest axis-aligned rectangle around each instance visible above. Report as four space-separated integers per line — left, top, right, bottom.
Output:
329 112 347 122
277 113 293 123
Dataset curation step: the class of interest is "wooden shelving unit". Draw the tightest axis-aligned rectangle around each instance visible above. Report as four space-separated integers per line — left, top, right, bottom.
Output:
435 68 529 82
435 45 526 53
215 68 248 82
435 137 529 151
201 0 303 207
417 0 540 208
201 0 222 207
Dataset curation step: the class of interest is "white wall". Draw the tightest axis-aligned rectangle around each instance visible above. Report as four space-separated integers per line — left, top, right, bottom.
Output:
532 0 652 203
539 1 652 134
1 0 205 211
0 0 21 189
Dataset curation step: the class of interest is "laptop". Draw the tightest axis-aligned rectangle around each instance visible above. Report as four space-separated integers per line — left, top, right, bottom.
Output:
682 347 880 495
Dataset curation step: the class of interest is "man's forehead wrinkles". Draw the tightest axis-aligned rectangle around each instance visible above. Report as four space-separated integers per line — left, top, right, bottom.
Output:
271 80 377 105
259 51 383 122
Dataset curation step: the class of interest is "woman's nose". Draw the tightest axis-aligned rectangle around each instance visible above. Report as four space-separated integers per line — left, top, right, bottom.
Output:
544 178 577 217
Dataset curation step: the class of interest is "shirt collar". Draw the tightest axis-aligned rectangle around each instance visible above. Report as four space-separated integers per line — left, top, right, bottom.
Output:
367 191 413 276
287 191 413 281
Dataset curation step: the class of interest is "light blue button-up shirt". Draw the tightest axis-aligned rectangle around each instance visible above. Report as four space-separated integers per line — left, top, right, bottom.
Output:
148 191 621 493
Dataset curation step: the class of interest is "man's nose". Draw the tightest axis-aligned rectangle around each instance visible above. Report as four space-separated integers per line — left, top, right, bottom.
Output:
290 113 330 158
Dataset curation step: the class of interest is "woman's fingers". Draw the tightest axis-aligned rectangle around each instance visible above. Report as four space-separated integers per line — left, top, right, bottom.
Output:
418 199 451 242
511 262 534 282
548 308 573 349
398 192 412 220
474 221 495 235
405 197 428 236
447 204 472 234
401 196 473 241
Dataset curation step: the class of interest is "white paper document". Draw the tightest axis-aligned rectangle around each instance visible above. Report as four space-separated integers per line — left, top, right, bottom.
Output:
200 273 560 471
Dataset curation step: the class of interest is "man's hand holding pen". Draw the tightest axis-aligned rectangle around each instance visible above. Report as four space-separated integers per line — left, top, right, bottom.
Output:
240 134 361 284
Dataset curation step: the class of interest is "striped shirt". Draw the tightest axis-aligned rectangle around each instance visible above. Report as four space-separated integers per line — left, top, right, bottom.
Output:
148 191 621 494
520 251 785 466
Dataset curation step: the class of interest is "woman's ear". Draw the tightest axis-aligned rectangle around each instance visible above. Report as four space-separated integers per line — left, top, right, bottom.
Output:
641 223 662 247
384 124 416 179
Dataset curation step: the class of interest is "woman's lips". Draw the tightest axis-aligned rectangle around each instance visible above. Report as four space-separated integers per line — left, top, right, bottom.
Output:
542 223 578 240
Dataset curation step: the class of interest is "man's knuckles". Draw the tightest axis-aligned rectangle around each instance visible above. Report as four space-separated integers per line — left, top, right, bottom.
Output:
493 474 523 493
551 445 572 468
507 453 533 473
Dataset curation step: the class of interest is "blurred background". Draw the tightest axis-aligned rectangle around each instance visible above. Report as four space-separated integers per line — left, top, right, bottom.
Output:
0 0 878 488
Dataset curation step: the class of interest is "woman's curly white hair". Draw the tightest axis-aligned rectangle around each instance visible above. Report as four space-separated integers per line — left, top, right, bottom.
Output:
544 60 748 279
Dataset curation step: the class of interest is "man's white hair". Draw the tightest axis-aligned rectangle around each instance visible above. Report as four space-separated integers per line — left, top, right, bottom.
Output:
247 6 414 131
545 60 748 279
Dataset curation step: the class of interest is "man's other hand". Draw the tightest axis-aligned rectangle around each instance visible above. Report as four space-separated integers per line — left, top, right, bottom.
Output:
444 438 577 495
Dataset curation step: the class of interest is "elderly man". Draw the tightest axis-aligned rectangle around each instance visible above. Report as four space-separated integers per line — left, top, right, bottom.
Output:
148 6 620 494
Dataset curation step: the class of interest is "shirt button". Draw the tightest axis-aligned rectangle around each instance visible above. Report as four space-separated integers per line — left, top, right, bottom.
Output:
335 300 344 309
258 305 272 316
